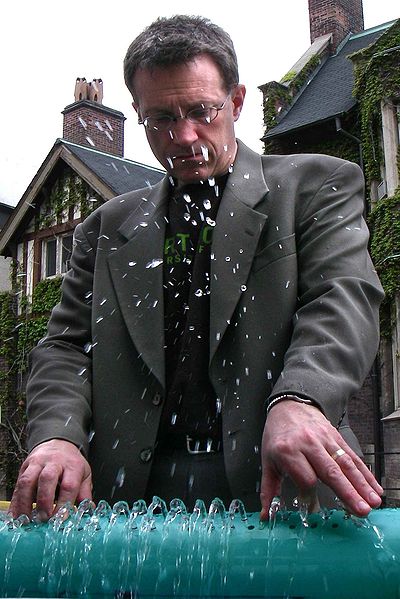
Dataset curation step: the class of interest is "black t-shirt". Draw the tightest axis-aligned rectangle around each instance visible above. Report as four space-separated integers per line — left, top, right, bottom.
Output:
161 176 227 440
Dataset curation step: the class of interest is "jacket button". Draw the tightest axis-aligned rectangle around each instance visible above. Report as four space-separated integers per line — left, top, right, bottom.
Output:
152 393 162 406
140 448 153 463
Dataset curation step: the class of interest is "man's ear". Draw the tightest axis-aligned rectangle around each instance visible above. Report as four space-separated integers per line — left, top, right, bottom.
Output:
232 84 246 122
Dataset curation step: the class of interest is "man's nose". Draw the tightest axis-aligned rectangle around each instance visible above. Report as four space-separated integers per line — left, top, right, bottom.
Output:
169 118 199 146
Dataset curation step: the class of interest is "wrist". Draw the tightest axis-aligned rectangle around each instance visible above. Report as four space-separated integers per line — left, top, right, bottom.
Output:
266 394 317 415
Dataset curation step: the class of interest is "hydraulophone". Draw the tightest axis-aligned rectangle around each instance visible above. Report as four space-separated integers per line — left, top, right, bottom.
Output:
0 497 400 598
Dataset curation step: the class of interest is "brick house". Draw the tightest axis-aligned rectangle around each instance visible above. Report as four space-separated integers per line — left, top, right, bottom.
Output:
0 78 164 498
259 0 400 504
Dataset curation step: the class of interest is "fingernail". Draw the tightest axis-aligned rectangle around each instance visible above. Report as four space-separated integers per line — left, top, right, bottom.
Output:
32 509 48 522
358 500 370 513
369 492 381 504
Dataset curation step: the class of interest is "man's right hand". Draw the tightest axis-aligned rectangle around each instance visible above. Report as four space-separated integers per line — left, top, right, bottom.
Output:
9 439 92 520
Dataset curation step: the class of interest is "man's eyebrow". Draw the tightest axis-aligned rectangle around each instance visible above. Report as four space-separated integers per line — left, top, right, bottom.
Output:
145 99 216 116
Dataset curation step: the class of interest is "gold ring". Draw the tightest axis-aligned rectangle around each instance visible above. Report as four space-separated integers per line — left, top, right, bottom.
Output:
331 448 346 461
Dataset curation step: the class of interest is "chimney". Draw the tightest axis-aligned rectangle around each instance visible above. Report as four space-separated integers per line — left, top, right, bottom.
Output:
63 78 125 157
308 0 364 52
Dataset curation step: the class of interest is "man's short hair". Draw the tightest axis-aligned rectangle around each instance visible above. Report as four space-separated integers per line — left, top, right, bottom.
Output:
123 15 239 99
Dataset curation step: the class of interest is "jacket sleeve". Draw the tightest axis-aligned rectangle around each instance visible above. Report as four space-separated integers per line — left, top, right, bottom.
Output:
268 159 384 426
26 222 96 456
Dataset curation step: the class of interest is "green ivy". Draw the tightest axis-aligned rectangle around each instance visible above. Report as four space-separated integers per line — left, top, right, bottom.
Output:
0 277 63 492
39 169 101 228
369 191 400 337
261 53 322 151
351 20 400 187
350 19 400 337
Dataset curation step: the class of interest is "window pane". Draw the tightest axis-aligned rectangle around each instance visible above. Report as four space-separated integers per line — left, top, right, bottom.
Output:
61 235 73 273
45 239 57 277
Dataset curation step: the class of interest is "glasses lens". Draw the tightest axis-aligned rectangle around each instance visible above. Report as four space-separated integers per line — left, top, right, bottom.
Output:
145 116 173 131
187 107 217 124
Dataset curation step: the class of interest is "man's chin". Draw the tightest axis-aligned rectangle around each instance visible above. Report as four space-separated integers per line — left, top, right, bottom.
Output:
171 163 213 186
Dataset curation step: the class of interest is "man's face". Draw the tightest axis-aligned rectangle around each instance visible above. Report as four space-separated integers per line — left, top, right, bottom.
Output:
132 55 246 186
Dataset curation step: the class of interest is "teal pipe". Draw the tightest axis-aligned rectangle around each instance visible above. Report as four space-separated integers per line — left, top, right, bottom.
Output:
1 498 400 598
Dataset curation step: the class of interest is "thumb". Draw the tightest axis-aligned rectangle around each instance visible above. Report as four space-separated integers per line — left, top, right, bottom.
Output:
259 460 282 521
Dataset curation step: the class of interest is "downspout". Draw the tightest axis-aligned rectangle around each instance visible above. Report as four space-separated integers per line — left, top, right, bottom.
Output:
335 115 383 486
335 116 364 173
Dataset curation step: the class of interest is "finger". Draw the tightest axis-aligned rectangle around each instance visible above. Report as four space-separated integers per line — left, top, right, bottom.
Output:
76 475 93 506
259 460 283 521
9 462 42 518
54 466 92 512
343 451 383 496
36 463 63 519
327 443 383 500
308 448 381 516
295 487 321 513
329 451 382 510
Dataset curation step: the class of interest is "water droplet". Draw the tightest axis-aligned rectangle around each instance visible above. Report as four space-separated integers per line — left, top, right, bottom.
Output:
332 186 338 191
146 258 163 269
206 217 216 226
241 284 247 292
200 145 209 161
128 261 136 267
243 173 250 179
203 199 211 210
225 256 231 262
266 370 272 380
115 467 125 488
194 289 203 297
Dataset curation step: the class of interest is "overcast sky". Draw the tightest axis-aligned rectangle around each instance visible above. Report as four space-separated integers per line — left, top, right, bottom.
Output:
1 0 398 206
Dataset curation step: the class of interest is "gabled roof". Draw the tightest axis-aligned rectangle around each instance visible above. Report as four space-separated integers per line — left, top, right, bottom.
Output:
265 21 396 139
62 139 164 195
0 139 165 255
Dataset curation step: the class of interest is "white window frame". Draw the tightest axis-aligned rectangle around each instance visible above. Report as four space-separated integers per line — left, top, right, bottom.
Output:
41 233 73 280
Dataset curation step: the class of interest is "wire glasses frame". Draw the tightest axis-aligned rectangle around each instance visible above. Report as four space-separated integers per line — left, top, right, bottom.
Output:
138 94 231 132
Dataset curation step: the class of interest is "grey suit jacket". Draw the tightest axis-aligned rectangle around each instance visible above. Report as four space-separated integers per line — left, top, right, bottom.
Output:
26 141 384 509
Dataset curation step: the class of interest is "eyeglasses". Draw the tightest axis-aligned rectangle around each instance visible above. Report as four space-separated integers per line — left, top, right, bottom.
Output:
138 94 231 132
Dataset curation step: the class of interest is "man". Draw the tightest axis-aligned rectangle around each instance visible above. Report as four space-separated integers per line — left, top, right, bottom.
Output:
11 15 384 520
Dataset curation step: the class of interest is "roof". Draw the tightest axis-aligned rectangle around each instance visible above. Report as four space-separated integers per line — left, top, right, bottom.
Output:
265 21 396 139
61 139 165 195
0 139 165 255
0 202 13 229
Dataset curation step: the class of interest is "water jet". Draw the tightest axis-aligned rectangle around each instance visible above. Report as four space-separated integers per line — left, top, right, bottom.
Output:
1 498 399 598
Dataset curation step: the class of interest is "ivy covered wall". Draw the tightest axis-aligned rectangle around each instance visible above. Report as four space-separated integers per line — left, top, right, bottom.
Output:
0 278 62 494
351 20 400 337
0 166 101 495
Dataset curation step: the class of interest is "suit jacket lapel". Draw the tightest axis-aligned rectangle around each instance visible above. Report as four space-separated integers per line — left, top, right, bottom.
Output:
210 142 269 362
107 179 169 389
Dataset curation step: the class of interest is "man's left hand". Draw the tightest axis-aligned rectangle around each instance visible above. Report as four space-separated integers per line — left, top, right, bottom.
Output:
259 399 383 520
